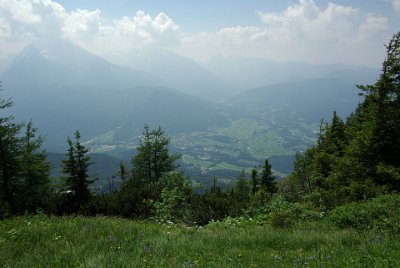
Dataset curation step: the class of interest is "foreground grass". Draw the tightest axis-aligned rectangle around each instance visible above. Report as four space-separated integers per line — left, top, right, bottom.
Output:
1 215 399 267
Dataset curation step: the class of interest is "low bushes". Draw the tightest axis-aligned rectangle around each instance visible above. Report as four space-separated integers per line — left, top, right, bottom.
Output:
328 194 400 233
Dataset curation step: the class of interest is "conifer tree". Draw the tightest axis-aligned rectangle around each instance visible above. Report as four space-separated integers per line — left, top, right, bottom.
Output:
61 130 92 212
0 83 21 214
234 170 250 201
281 31 400 205
117 162 128 190
261 159 276 194
19 121 52 213
358 31 400 189
131 125 180 190
251 167 258 194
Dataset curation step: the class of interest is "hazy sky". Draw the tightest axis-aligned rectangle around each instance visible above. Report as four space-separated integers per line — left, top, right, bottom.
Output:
0 0 399 66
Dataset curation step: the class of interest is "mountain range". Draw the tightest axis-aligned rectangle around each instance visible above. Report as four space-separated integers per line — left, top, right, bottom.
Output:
0 38 378 183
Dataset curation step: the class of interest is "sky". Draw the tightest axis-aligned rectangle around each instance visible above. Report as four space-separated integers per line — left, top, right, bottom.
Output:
0 0 399 67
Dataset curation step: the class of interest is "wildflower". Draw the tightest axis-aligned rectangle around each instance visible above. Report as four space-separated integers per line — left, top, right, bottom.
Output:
143 244 152 254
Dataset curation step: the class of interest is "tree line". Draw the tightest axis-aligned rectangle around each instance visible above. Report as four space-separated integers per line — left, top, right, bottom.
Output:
1 31 399 224
280 32 400 207
0 98 277 223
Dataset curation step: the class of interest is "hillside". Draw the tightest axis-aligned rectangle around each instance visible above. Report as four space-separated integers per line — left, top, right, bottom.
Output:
0 39 375 183
228 78 361 121
82 77 362 185
1 211 399 267
113 89 229 140
1 39 165 151
108 48 237 101
205 56 379 90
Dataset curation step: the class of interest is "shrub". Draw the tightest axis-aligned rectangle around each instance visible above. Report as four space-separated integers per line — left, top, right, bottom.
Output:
328 194 400 233
270 209 294 228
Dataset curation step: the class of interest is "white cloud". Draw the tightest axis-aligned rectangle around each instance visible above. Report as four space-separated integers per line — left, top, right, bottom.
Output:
0 0 65 41
0 0 41 24
62 9 102 38
75 10 180 55
386 0 400 13
0 18 11 37
358 15 388 41
0 0 180 55
0 0 393 66
178 0 390 66
258 1 359 42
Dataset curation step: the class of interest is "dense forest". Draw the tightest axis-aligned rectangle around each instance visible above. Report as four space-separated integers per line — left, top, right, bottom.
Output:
1 32 399 231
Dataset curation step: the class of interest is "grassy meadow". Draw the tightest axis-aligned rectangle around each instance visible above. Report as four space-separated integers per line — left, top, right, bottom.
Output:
1 214 399 267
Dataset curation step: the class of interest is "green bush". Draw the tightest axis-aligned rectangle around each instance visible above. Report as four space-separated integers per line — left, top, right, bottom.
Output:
153 187 189 223
270 209 294 228
328 194 400 233
251 194 323 223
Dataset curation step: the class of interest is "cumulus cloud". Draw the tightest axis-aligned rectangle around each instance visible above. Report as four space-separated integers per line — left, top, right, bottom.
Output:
0 0 393 66
62 8 101 38
0 0 180 55
178 0 390 66
386 0 400 13
74 10 180 55
358 15 389 41
257 0 359 43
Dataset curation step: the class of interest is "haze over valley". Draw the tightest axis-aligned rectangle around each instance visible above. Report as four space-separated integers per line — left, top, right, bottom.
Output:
2 2 400 266
0 0 397 187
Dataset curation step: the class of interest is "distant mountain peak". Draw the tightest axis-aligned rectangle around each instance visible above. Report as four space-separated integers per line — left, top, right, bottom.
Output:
20 38 106 67
1 37 164 88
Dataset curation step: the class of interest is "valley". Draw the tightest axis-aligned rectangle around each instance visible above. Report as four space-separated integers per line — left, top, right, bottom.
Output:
0 38 372 189
1 2 399 267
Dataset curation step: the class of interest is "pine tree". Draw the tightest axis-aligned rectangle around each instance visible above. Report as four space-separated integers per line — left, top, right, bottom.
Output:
19 121 52 213
0 82 21 215
282 31 400 206
61 130 92 212
131 125 180 189
260 159 276 194
357 32 400 189
234 169 250 201
292 152 312 195
117 162 128 190
251 167 258 194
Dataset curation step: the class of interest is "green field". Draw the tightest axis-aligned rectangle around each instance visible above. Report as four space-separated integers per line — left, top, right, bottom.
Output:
85 117 315 179
173 118 314 177
1 215 399 267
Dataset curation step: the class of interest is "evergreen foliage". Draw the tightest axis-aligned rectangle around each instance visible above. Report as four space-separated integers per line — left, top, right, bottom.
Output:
19 121 52 213
1 32 400 234
0 83 51 216
234 169 250 201
250 167 258 194
260 159 276 194
131 125 180 186
280 31 400 208
61 131 93 212
0 83 21 215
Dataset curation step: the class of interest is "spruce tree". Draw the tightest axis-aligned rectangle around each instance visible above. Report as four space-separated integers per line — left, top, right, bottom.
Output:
131 125 180 190
124 125 180 215
251 167 258 194
0 83 21 214
359 31 400 189
117 162 128 190
19 121 52 213
261 159 276 194
61 130 92 212
234 169 250 201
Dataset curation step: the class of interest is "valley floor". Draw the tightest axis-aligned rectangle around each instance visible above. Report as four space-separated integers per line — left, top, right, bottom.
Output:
1 215 399 267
